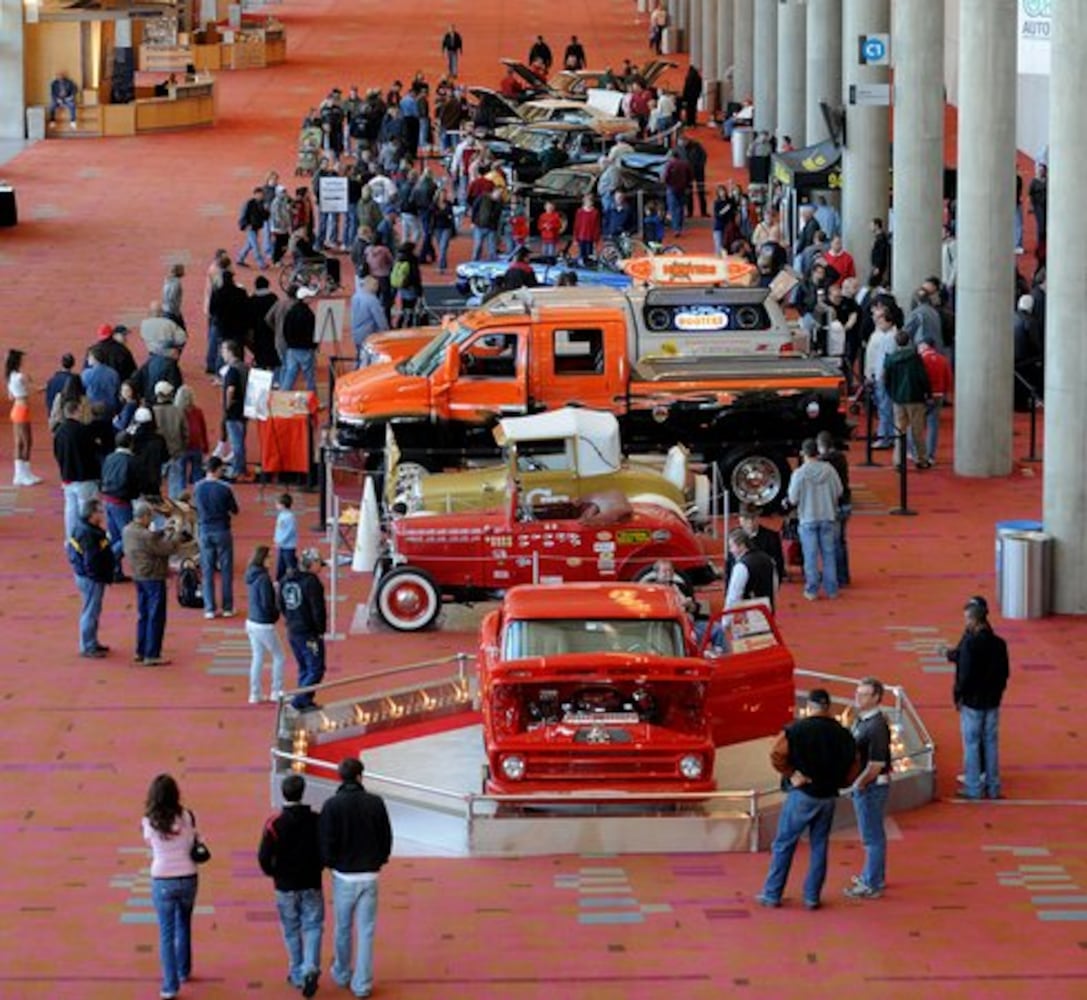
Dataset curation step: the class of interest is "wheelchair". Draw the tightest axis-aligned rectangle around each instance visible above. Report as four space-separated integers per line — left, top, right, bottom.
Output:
278 253 341 296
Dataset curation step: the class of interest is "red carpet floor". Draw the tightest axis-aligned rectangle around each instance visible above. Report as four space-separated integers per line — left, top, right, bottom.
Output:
0 2 1082 998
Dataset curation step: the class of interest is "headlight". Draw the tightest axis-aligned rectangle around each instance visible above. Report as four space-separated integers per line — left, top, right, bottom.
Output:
679 754 704 780
500 755 526 781
805 399 821 419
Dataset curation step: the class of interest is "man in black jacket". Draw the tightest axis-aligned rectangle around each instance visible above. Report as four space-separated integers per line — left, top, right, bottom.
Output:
319 757 392 1000
90 325 138 384
259 773 324 997
946 595 1010 800
757 689 858 909
54 398 102 542
724 528 778 611
279 548 327 710
237 186 269 269
100 432 140 581
281 291 318 391
67 498 115 658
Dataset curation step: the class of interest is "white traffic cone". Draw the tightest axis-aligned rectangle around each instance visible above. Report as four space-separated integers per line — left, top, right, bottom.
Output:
351 476 382 573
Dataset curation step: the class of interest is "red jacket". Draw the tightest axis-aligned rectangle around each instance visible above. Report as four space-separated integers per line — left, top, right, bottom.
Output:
663 157 694 194
573 207 601 243
538 210 563 242
919 345 953 397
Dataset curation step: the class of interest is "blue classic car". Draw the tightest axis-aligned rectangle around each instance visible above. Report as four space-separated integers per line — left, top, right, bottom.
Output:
455 251 633 301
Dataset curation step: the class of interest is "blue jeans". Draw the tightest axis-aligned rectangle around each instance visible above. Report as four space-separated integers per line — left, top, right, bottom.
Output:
799 520 839 597
63 480 98 542
436 229 452 270
105 500 132 569
199 527 234 614
166 457 186 500
281 349 317 392
873 380 894 442
238 229 267 268
49 95 78 123
471 225 496 261
446 51 459 77
276 547 298 582
225 418 247 478
136 579 167 658
1014 204 1023 248
665 189 685 233
852 782 890 890
151 874 197 997
206 320 222 375
177 449 205 489
75 575 105 653
925 398 941 460
344 206 359 247
289 632 326 709
761 790 837 905
331 874 379 997
960 706 1001 798
276 887 324 987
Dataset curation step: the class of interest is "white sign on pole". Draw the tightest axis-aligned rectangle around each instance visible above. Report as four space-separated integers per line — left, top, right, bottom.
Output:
318 176 348 214
1017 0 1051 76
849 83 891 107
243 368 273 420
315 298 345 344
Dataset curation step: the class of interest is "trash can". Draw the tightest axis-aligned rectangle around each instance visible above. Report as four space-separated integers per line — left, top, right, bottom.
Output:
997 528 1052 619
26 106 46 142
994 518 1042 610
731 126 754 169
661 27 683 56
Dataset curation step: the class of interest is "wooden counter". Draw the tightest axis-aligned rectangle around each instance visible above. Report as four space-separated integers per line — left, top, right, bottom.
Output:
134 82 215 131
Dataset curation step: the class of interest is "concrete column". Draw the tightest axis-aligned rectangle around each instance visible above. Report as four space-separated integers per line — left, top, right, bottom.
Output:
891 0 945 300
689 0 703 71
666 0 684 51
805 0 842 144
676 0 688 40
733 0 754 103
953 0 1016 479
753 0 777 133
717 0 734 104
776 0 807 147
702 0 719 109
0 0 25 140
841 0 890 275
1043 0 1087 612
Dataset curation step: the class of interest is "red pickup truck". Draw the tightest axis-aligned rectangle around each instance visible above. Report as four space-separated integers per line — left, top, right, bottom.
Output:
477 583 796 795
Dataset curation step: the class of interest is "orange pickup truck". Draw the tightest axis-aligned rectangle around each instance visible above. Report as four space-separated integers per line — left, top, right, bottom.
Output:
335 285 849 508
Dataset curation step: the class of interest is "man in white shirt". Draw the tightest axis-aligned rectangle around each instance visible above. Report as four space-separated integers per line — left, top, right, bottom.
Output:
863 299 899 448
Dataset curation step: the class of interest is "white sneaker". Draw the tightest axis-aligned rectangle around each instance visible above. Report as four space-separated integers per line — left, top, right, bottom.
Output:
270 690 283 701
248 694 261 704
204 611 217 620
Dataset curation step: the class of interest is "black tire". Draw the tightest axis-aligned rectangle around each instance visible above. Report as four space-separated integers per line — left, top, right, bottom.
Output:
718 448 791 512
374 567 441 631
468 274 493 298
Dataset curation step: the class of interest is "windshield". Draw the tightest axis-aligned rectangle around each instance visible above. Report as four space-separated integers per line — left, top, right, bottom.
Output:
402 321 475 377
503 618 686 659
536 170 594 196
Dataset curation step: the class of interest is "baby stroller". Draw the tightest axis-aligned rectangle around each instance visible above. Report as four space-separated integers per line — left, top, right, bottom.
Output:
295 125 323 176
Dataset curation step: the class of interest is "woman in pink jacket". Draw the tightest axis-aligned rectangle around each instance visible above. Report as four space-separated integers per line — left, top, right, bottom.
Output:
142 774 202 999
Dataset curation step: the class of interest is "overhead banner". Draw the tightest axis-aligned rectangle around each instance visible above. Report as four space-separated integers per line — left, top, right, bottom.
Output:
1018 0 1051 76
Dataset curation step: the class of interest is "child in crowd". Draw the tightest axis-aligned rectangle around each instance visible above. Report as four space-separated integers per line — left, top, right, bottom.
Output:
274 493 298 581
538 201 563 258
573 194 601 266
643 199 665 245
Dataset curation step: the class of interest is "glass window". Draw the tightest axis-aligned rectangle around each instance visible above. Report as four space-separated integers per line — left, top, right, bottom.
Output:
461 332 518 378
553 328 604 374
503 618 685 659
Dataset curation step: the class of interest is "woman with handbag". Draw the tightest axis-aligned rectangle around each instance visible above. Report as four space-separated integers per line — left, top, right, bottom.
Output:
142 773 208 1000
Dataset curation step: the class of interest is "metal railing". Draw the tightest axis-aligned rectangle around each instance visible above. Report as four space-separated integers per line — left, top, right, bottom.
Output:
270 663 934 852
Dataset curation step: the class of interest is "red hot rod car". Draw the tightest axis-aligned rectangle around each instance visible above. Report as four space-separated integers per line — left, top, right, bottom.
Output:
476 583 796 795
372 489 717 632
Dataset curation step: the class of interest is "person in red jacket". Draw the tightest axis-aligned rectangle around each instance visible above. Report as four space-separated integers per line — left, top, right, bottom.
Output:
663 149 694 236
573 194 601 265
538 201 563 257
918 337 952 464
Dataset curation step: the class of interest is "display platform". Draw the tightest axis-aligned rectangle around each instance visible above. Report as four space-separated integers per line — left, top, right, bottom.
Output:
269 660 936 858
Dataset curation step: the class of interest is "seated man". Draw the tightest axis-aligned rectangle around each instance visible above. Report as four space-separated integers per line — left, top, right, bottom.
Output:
49 71 79 129
289 229 341 287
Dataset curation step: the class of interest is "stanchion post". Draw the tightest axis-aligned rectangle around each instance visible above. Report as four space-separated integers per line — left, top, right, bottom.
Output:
888 430 917 517
315 441 329 532
1024 380 1042 464
325 493 346 641
860 381 881 467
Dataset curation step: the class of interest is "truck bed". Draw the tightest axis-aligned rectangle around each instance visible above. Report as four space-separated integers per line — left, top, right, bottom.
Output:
632 354 843 383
